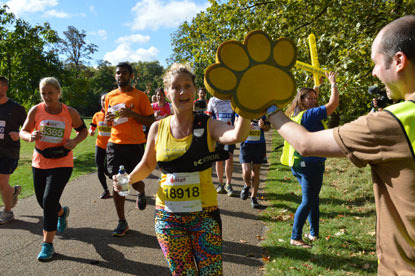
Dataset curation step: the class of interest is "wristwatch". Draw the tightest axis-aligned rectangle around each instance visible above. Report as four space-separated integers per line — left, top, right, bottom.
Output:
266 105 280 119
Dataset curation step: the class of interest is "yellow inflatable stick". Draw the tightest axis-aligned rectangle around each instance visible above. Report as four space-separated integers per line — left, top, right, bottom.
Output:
294 33 329 86
204 30 297 119
309 34 321 86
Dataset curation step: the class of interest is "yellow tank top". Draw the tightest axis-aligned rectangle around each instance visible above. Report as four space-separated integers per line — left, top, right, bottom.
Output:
155 116 218 209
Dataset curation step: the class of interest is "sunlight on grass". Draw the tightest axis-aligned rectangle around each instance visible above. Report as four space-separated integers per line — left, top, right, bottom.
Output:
260 132 377 276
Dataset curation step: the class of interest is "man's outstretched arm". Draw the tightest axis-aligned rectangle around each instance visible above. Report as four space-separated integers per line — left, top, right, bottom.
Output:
269 110 345 158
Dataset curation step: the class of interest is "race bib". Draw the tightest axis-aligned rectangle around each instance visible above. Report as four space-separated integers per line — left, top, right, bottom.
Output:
217 113 232 125
97 121 111 137
108 103 128 126
247 125 261 141
39 120 65 143
0 120 5 139
160 172 202 213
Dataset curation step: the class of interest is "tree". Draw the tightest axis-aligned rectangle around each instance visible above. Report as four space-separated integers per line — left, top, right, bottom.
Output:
0 4 63 109
60 25 98 70
170 0 415 124
132 61 165 96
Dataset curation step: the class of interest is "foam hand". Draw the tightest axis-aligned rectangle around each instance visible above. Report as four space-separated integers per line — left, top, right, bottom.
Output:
204 30 297 119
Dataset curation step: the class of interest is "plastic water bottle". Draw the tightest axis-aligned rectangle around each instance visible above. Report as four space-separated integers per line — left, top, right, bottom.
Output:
117 165 129 197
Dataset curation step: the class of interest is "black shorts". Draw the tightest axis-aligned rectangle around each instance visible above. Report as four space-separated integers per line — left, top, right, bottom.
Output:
0 158 18 174
106 142 145 177
239 142 266 164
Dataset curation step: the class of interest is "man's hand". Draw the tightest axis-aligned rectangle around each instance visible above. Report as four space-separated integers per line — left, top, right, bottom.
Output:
105 111 115 123
118 106 136 118
9 131 20 142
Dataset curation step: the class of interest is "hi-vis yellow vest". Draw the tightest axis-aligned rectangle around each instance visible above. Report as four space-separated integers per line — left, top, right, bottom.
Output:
280 110 328 167
385 100 415 160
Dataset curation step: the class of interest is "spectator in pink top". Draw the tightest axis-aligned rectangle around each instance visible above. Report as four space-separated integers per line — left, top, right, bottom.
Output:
151 87 171 120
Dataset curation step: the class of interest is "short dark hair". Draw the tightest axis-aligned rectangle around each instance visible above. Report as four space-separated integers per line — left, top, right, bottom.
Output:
379 15 415 64
0 76 8 86
116 62 133 74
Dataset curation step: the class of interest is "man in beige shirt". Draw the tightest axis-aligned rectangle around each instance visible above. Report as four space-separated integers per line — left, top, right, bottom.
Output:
268 15 415 275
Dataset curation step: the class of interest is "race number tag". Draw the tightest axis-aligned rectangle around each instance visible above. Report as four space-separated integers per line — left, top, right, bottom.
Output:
108 103 128 126
247 125 261 141
97 121 111 137
0 120 5 139
217 113 232 125
39 120 65 143
160 172 202 213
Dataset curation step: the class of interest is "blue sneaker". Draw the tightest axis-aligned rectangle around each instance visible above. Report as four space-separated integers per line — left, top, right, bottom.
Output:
37 242 54 261
57 206 70 233
112 220 129 237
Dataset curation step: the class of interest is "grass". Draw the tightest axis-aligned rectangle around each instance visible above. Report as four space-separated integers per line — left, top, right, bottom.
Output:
260 132 377 275
5 118 96 204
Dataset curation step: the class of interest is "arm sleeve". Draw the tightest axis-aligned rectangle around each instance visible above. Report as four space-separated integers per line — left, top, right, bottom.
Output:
333 112 407 168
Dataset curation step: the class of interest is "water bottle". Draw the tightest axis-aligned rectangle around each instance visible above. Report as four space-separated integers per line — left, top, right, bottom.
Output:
117 165 129 197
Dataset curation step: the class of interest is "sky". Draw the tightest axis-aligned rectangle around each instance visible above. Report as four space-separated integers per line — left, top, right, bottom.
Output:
2 0 211 68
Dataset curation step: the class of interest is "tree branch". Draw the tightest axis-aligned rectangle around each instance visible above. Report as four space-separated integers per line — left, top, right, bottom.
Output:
294 2 330 32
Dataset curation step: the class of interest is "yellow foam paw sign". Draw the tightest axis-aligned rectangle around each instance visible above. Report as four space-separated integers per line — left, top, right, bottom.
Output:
204 30 297 119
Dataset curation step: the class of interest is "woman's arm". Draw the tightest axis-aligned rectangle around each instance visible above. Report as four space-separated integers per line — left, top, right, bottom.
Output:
66 107 88 150
20 106 39 142
209 115 251 144
128 121 158 185
324 72 339 116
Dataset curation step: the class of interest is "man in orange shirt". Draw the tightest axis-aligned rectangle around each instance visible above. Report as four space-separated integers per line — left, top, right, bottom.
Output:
105 62 155 237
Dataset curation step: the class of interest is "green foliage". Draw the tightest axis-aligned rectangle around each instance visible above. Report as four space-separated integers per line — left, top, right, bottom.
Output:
261 133 376 275
0 4 63 110
132 61 165 95
170 0 415 124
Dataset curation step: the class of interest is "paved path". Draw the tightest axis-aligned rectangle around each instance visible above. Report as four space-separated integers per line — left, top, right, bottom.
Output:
0 131 274 276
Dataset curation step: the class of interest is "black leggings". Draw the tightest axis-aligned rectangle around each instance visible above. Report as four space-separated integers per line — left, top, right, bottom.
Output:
95 146 108 190
32 167 72 231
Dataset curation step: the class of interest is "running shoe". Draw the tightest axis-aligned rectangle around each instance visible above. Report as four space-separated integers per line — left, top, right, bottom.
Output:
224 184 235 197
100 190 110 199
251 197 260 209
37 242 55 261
216 183 226 194
57 206 70 233
112 220 129 237
0 211 14 224
240 185 250 200
136 194 147 210
11 185 21 208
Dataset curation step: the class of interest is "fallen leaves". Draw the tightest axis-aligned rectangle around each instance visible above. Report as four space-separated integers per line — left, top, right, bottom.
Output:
262 255 271 262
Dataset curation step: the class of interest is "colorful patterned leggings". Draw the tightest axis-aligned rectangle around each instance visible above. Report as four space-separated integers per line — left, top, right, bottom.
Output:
155 207 223 276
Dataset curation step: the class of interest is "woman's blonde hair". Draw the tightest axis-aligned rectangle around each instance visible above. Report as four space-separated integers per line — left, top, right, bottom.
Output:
39 77 62 93
163 63 196 87
285 87 316 117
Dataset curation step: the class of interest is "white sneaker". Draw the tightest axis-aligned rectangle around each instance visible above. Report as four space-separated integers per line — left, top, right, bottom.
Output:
0 210 14 224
